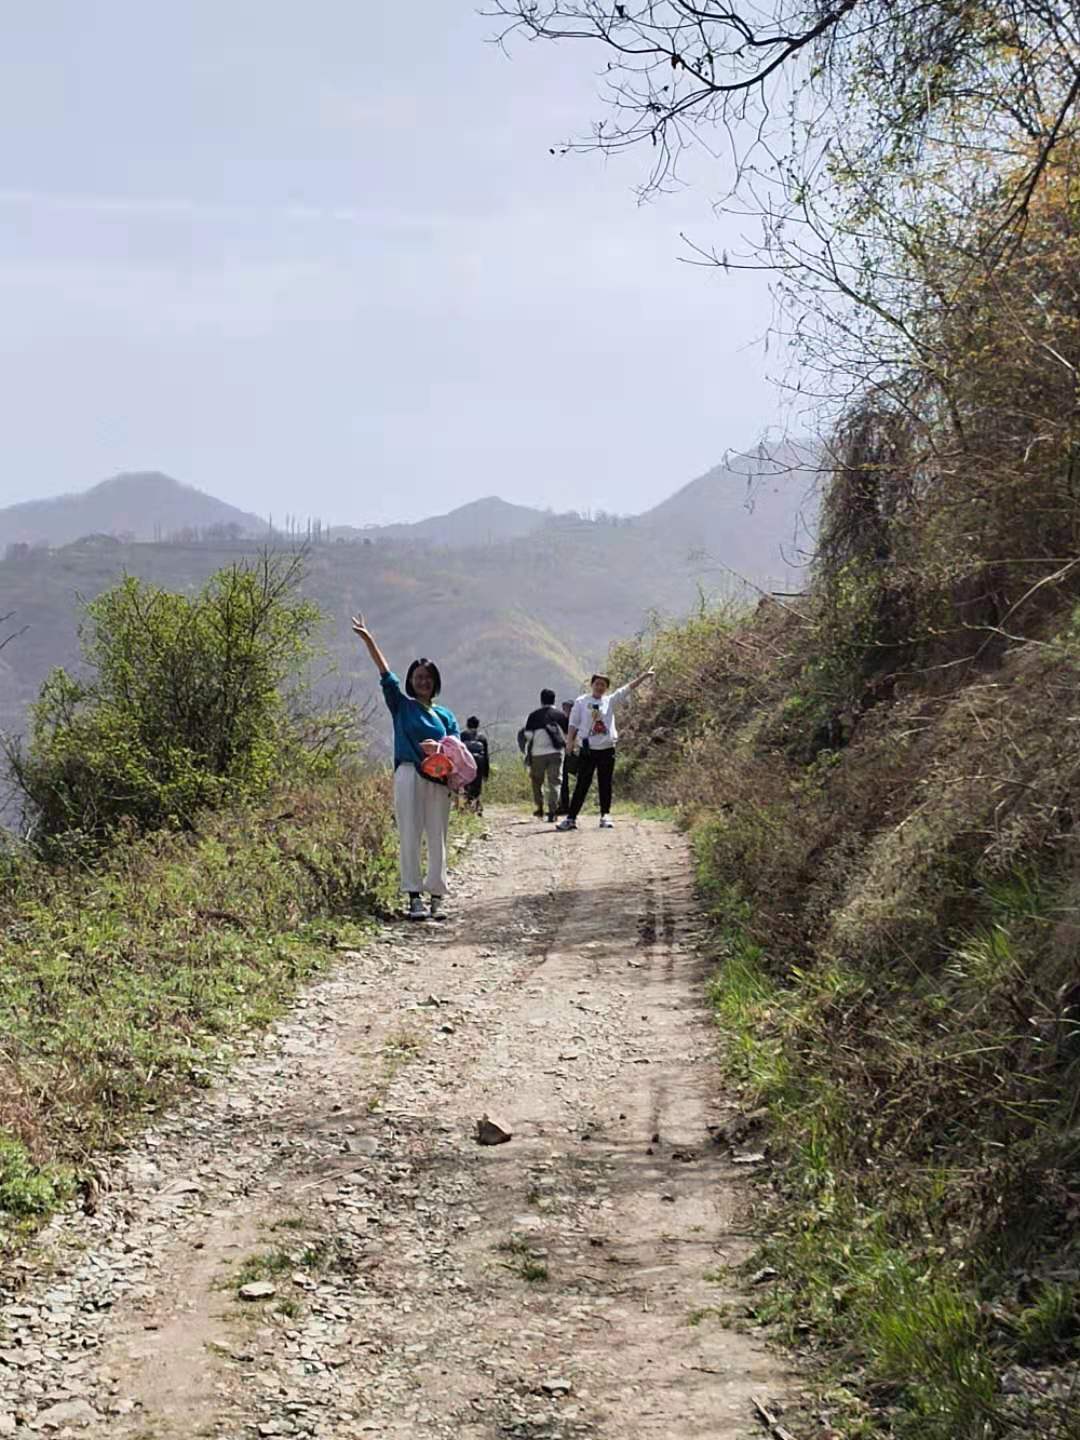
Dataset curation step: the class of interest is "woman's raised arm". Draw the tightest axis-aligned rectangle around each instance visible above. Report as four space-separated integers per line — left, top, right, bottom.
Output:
351 614 391 675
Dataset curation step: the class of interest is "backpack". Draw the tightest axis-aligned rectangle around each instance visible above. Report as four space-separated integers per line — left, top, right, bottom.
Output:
543 719 566 751
463 733 488 778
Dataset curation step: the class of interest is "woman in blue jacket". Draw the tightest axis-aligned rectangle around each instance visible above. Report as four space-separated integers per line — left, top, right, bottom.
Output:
352 614 458 921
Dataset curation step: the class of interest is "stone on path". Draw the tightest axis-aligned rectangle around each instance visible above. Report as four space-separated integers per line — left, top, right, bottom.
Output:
34 1398 100 1430
238 1281 277 1301
475 1116 512 1146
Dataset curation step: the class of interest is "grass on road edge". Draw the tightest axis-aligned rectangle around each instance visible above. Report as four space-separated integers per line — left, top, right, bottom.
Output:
0 777 480 1254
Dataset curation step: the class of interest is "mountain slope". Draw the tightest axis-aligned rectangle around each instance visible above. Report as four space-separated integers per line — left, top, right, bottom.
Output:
0 473 267 550
642 441 821 589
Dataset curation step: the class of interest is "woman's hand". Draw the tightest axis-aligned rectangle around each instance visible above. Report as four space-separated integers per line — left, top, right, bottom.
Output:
351 614 391 675
419 739 439 755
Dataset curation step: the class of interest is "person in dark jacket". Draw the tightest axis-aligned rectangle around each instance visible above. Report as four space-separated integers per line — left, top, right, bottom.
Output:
521 688 568 822
459 715 489 814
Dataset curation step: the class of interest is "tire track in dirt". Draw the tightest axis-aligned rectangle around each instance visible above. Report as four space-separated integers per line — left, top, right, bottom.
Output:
0 809 791 1439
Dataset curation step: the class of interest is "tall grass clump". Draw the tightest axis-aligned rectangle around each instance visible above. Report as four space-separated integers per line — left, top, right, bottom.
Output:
0 777 397 1250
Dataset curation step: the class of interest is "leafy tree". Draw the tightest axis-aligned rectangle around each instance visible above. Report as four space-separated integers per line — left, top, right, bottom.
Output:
489 2 1080 398
5 553 355 847
491 2 1080 670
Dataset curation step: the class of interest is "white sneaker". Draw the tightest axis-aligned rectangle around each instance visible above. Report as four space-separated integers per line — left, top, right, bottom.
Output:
555 817 577 831
599 814 614 829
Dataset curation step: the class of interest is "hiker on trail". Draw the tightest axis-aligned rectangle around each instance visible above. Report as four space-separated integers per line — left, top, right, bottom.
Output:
459 715 490 815
521 688 568 823
351 613 459 921
556 667 655 831
557 700 574 815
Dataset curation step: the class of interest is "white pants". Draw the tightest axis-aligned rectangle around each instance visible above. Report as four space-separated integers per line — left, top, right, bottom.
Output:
393 764 452 896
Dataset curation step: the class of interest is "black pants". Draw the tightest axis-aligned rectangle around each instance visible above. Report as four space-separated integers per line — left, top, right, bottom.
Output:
568 745 616 819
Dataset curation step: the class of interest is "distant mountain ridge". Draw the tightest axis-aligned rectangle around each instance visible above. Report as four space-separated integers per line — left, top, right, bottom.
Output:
0 445 822 756
0 472 267 550
330 496 547 547
1 446 821 579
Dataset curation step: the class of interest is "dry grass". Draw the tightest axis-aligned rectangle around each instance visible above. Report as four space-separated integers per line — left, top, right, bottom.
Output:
614 587 1080 1438
0 773 397 1248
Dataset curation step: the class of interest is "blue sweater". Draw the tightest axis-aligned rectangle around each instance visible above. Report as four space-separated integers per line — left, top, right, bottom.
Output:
381 671 458 769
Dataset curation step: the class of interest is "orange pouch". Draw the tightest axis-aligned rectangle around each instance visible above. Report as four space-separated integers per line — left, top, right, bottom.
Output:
419 752 453 783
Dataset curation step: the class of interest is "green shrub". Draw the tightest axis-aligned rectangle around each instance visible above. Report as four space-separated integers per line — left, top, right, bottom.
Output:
0 1136 71 1221
6 553 355 848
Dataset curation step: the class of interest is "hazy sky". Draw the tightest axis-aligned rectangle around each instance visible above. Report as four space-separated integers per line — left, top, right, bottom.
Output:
0 2 782 525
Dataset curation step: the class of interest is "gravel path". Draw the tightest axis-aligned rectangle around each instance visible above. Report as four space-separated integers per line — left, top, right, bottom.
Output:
0 809 790 1439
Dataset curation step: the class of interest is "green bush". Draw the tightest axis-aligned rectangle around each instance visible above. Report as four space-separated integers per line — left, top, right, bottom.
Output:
0 1137 71 1222
6 553 354 848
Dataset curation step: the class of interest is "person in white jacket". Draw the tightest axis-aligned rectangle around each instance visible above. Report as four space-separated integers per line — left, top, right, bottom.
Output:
555 666 654 830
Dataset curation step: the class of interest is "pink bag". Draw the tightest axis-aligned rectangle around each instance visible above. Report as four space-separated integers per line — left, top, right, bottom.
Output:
433 735 478 792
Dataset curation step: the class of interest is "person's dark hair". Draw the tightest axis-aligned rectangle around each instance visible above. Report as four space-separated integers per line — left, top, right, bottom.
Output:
561 701 572 713
540 688 556 706
405 657 442 698
466 715 480 729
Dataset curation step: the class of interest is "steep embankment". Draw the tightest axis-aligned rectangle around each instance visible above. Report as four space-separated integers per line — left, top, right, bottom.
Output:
611 591 1080 1439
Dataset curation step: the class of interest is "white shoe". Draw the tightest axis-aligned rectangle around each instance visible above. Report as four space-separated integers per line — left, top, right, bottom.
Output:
555 817 577 831
599 815 614 829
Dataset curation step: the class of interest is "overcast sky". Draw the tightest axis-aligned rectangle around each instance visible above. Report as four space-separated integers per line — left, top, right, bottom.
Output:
0 2 782 525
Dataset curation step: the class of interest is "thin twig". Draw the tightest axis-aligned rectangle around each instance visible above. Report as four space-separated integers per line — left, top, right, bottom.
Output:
751 1394 797 1440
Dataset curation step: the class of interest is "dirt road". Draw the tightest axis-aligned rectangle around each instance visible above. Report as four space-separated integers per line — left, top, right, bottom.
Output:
0 809 789 1438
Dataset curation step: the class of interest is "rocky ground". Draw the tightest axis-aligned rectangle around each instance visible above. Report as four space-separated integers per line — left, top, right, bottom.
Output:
0 809 792 1438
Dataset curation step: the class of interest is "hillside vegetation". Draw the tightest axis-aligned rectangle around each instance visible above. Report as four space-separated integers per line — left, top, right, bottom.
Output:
615 594 1080 1436
0 558 401 1251
609 195 1080 1440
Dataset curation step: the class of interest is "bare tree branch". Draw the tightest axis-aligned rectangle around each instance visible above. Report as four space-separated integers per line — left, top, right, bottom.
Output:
0 612 27 656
